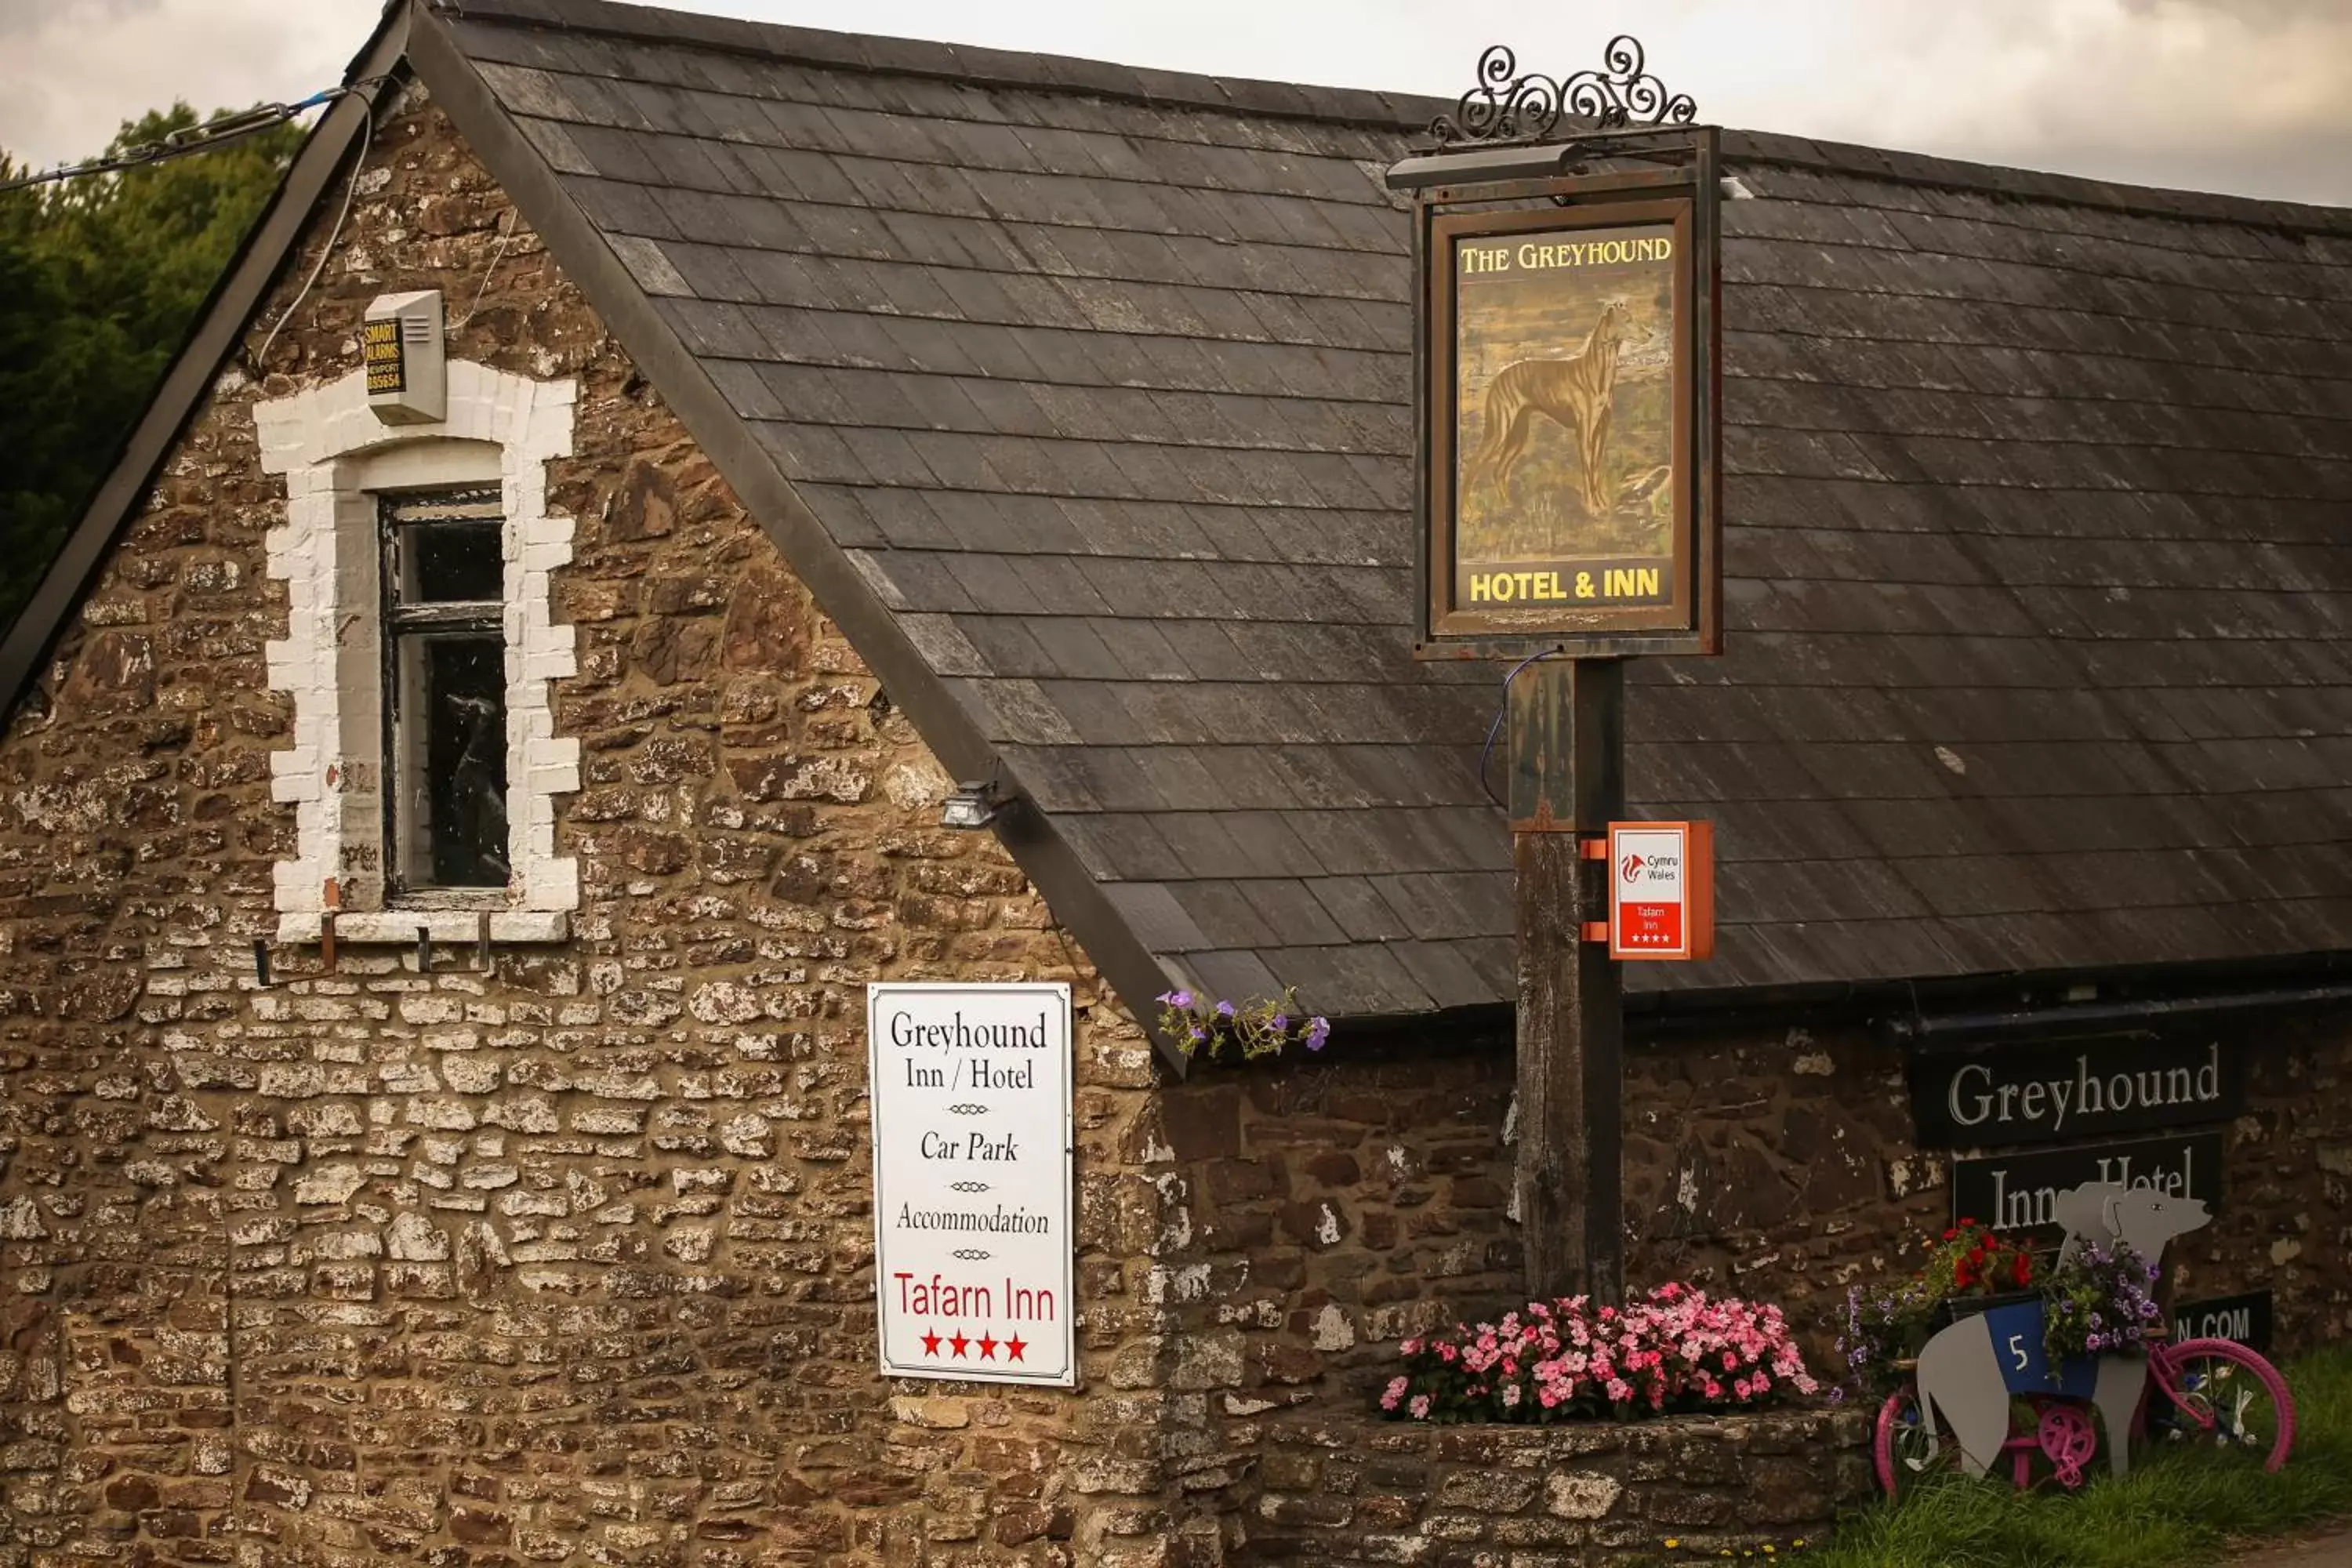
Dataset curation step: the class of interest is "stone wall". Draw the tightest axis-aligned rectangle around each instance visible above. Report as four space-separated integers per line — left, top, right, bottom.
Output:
1247 1407 1872 1566
1144 1014 2350 1559
0 87 1175 1568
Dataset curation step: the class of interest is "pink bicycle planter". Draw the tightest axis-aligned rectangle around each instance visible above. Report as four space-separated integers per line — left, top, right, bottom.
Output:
1874 1327 2295 1495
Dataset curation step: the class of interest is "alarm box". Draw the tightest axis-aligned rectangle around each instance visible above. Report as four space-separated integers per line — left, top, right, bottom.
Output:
362 290 446 425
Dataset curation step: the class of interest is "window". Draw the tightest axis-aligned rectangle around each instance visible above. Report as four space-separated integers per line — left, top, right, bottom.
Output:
256 355 579 944
381 487 510 895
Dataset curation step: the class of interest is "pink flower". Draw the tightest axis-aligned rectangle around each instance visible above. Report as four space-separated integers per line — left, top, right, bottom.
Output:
1376 1283 1817 1423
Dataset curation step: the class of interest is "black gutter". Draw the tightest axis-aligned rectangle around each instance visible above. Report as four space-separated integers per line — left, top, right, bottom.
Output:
1322 949 2352 1062
1882 982 2352 1051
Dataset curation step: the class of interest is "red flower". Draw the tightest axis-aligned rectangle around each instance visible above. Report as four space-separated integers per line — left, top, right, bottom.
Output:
2011 1254 2031 1287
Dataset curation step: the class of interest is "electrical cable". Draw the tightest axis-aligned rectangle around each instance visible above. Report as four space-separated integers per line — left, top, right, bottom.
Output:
449 204 518 329
246 78 394 376
2 73 397 376
0 88 341 196
1475 648 1564 808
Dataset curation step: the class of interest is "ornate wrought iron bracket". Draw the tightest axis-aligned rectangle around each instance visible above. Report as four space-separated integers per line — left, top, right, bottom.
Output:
1429 38 1697 148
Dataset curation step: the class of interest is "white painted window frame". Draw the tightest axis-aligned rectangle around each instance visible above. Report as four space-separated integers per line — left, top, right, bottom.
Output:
256 362 580 943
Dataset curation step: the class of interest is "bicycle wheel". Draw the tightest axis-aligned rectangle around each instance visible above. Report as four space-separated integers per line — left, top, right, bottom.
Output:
1874 1384 1956 1497
2154 1339 2295 1472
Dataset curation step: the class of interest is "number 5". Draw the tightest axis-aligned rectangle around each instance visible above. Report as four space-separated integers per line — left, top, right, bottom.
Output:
2007 1334 2029 1370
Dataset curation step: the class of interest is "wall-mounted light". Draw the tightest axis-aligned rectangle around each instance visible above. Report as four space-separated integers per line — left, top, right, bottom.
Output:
941 781 1004 830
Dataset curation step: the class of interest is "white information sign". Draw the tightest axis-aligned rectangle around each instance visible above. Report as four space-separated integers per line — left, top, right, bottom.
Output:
867 982 1076 1388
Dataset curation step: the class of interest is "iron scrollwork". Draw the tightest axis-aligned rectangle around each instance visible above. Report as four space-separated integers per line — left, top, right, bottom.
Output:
1430 38 1698 147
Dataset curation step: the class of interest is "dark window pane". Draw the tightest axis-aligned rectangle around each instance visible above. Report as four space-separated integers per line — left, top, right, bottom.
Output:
401 519 503 603
394 633 509 888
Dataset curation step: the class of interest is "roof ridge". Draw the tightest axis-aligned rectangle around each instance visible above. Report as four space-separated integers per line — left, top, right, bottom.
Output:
1728 129 2352 239
430 0 1448 133
435 1 2352 238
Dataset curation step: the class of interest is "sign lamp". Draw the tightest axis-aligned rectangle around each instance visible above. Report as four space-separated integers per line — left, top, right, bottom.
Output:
940 782 1002 830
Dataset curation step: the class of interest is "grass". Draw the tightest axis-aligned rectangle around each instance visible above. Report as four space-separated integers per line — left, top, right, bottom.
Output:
1796 1343 2352 1568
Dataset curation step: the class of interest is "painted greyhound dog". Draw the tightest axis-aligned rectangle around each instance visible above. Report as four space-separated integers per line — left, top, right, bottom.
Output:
1910 1183 2211 1479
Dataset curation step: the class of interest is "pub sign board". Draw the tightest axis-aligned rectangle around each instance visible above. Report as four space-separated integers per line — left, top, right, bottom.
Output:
1414 154 1723 659
867 982 1076 1388
1951 1131 2223 1236
1907 1035 2238 1149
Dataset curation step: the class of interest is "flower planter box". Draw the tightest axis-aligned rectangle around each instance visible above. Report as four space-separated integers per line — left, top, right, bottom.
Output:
1935 1289 2039 1327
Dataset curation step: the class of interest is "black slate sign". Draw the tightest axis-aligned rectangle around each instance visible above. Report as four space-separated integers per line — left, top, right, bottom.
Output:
1951 1131 2223 1235
1908 1035 2238 1149
2172 1291 2273 1354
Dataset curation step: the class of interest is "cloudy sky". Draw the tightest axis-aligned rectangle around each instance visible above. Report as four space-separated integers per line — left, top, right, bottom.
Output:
6 0 2352 206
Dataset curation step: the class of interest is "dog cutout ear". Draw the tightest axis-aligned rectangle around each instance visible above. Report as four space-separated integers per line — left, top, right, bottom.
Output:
2100 1189 2125 1242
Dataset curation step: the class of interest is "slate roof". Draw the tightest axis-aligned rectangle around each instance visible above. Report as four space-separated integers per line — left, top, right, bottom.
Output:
18 0 2352 1033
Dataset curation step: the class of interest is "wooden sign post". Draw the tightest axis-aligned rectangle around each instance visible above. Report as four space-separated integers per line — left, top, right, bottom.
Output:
1507 658 1624 1301
1392 39 1724 1304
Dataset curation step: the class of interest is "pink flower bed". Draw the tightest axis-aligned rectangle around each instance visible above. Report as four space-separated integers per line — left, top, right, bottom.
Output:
1377 1283 1820 1423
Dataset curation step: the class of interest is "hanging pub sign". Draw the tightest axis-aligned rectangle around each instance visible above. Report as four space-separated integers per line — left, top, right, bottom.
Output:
1395 48 1722 660
867 982 1076 1388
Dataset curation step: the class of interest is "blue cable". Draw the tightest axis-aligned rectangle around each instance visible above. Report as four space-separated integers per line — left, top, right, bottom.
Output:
1476 648 1563 807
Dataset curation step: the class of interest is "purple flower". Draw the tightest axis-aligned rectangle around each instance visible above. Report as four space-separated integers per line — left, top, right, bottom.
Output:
1215 1000 1236 1018
1305 1016 1330 1051
1168 989 1194 1010
1270 1014 1289 1033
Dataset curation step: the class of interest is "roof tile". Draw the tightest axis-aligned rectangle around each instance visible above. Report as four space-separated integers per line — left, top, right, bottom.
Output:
448 1 2352 1018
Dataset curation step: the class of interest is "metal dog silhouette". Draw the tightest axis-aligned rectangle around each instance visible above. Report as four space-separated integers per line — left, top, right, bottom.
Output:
1911 1183 2211 1479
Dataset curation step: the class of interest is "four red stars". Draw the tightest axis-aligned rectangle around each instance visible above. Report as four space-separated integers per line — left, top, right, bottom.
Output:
920 1325 1030 1364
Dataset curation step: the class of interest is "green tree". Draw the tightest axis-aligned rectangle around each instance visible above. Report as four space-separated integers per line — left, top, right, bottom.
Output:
0 104 303 630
